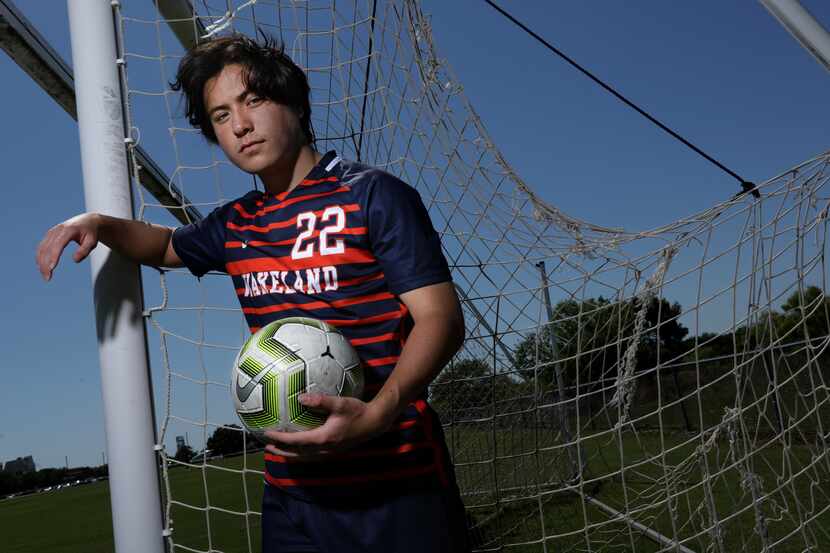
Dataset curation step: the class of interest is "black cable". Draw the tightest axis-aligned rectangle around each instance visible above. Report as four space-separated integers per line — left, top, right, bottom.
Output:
356 0 379 163
483 0 758 198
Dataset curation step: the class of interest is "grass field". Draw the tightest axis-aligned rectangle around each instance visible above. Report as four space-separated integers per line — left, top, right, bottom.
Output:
4 430 827 553
453 430 830 552
3 479 115 553
1 454 266 553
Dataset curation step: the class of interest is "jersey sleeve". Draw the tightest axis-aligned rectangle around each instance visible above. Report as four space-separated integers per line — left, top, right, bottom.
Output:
171 202 232 277
364 172 452 295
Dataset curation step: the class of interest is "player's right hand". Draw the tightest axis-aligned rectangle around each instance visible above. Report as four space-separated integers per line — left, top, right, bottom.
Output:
36 213 101 281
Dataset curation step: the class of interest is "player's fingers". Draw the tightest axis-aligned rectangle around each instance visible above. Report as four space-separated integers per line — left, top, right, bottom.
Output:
265 443 331 457
37 226 73 280
263 429 298 446
298 393 336 411
45 230 76 277
36 228 58 279
73 232 98 263
264 435 331 459
299 393 358 415
265 427 319 446
35 235 52 280
264 444 300 456
269 426 336 452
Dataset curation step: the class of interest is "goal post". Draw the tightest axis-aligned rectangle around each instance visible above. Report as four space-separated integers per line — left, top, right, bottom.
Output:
759 0 830 72
66 1 165 552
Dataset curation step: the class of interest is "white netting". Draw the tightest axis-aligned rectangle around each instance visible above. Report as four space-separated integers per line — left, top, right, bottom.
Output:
113 1 830 552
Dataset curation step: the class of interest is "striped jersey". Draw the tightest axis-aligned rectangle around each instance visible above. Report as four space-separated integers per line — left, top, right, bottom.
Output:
172 151 457 502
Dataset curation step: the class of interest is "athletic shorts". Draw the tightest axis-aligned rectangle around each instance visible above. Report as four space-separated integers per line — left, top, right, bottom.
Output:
261 483 471 553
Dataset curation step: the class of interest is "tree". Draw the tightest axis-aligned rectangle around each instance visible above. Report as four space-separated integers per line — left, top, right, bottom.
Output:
779 285 830 342
513 296 630 395
206 424 245 456
635 298 689 371
511 296 689 396
174 444 195 463
430 358 512 418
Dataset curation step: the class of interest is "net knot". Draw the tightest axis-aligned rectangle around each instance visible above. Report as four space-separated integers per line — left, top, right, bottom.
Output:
737 180 760 199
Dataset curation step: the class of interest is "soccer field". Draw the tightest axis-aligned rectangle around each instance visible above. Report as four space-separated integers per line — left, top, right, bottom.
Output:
1 454 266 553
454 430 830 552
4 434 827 553
2 480 114 553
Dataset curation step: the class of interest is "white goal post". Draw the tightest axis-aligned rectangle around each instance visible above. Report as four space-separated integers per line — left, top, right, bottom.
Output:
66 1 165 552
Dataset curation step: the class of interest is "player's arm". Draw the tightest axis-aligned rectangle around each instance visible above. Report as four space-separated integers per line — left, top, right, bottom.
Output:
367 281 465 423
36 212 183 281
264 281 464 455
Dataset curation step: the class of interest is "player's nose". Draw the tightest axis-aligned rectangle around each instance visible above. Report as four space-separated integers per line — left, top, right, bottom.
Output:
232 111 252 137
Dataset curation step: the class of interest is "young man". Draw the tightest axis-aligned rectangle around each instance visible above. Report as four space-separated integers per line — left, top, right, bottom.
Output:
36 36 469 552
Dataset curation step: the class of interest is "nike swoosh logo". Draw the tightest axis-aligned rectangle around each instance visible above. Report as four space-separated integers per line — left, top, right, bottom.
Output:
236 365 272 403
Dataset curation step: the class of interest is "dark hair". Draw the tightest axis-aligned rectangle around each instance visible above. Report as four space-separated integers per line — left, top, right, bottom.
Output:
171 35 314 144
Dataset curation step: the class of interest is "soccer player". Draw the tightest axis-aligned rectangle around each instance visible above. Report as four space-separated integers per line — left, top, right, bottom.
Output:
36 35 469 552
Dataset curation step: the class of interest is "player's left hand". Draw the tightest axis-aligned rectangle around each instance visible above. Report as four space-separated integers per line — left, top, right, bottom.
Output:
263 393 390 457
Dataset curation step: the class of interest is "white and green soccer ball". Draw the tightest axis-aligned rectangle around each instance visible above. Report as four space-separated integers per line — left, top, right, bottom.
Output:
231 317 364 438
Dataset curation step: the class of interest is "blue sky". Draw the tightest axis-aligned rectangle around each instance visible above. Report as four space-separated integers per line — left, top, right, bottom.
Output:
1 1 827 470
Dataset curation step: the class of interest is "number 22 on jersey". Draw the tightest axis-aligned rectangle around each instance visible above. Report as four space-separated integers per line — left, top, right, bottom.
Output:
290 206 346 260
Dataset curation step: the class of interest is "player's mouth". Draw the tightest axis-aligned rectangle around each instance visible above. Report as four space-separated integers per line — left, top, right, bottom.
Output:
239 139 264 153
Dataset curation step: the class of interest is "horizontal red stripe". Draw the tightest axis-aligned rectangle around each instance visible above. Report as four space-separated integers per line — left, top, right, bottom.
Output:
337 271 385 288
225 227 367 249
265 441 435 464
233 187 351 219
243 300 329 316
349 332 398 346
331 291 394 308
301 176 339 186
397 419 419 431
225 248 375 275
323 308 405 328
246 297 402 333
264 463 438 487
365 355 399 367
227 204 360 233
241 292 395 316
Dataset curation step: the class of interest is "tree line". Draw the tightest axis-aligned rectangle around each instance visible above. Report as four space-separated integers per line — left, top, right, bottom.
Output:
0 464 108 497
430 286 830 417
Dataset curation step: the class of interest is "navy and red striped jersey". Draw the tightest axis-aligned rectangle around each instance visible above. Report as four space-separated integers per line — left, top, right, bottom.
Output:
172 150 457 502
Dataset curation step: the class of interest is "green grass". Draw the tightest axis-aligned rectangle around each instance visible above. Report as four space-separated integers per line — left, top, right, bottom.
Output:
0 454 267 553
3 430 828 553
3 481 114 553
450 428 830 553
162 454 265 553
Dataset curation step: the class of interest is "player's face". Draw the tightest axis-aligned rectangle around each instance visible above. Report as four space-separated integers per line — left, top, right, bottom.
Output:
204 63 306 178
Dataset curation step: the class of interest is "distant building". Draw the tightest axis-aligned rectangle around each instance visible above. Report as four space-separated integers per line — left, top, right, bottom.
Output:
176 435 186 450
3 456 35 475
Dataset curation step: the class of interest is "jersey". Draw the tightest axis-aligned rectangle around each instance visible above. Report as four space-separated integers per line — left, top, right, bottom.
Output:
172 150 457 503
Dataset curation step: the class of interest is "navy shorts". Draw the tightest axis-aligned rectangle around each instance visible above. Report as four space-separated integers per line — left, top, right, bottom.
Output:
262 484 470 553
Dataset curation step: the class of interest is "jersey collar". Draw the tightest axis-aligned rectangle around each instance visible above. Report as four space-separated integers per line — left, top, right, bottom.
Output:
302 150 340 182
261 150 341 201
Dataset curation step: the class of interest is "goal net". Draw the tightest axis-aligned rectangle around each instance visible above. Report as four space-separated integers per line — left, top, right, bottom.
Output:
110 1 830 551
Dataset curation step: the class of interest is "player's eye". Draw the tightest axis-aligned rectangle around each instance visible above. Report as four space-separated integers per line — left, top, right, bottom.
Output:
247 96 263 106
213 111 229 123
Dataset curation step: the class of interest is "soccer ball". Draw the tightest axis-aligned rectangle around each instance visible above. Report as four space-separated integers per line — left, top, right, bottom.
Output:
231 317 364 438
